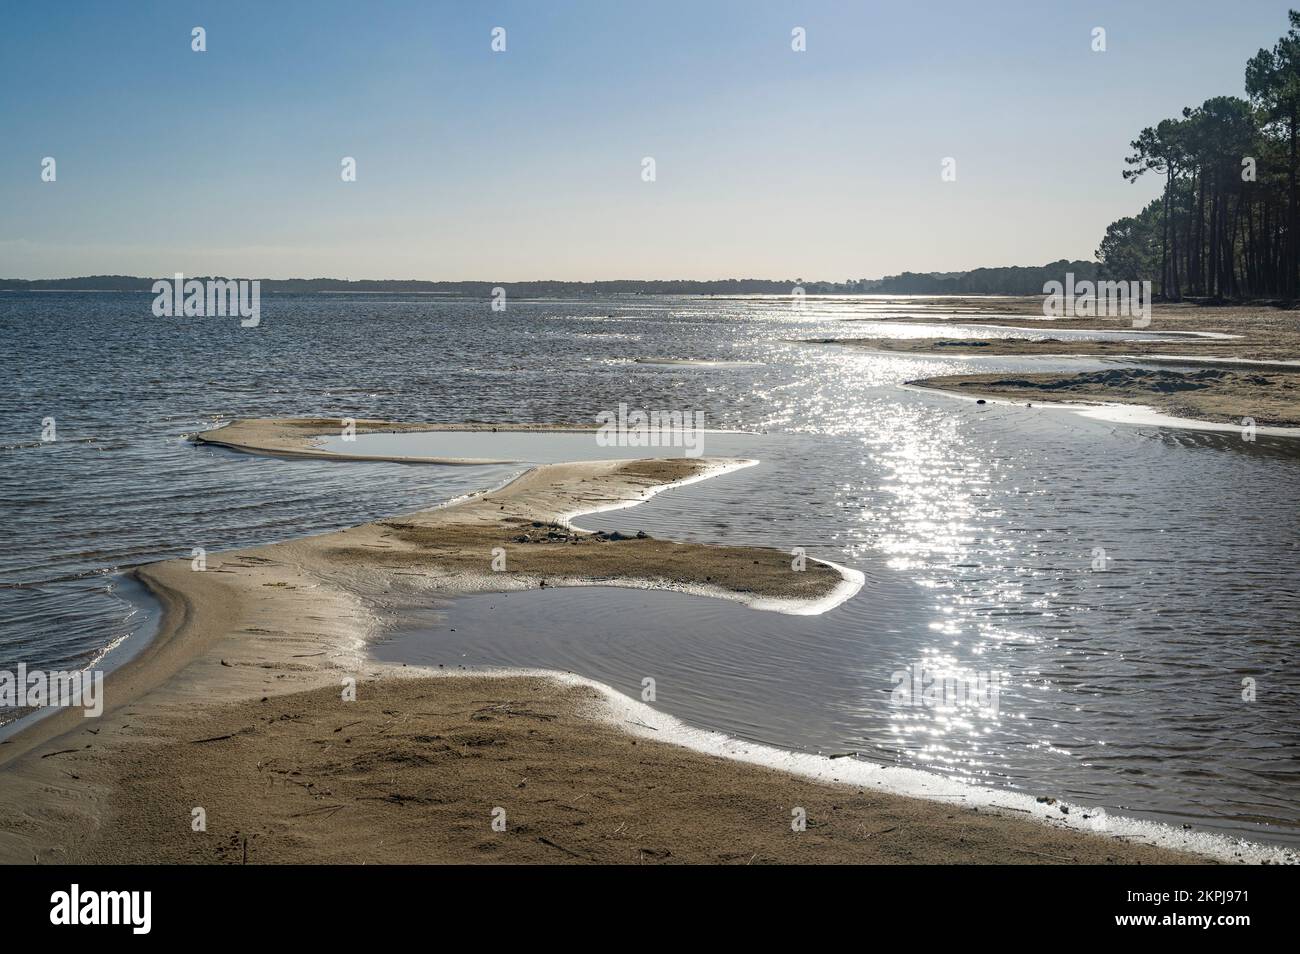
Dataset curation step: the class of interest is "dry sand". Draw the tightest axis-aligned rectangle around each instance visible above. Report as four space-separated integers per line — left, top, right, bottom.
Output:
0 418 1212 864
67 675 1199 865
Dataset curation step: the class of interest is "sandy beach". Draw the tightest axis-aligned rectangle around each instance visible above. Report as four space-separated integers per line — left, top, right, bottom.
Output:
49 674 1203 865
0 418 1217 864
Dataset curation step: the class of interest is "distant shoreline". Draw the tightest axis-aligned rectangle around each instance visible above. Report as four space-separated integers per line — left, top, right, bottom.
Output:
0 261 1101 297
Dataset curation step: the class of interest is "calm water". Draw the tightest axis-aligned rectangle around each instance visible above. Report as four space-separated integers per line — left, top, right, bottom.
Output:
2 291 1297 846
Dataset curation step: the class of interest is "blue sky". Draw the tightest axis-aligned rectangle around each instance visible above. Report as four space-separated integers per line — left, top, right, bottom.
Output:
1 0 1295 280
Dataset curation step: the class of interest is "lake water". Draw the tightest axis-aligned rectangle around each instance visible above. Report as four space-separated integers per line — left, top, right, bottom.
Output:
2 291 1297 848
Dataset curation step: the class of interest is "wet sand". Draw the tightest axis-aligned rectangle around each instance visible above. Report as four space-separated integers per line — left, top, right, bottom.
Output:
809 301 1300 429
840 297 1300 362
809 336 1235 359
0 418 1214 864
910 368 1300 428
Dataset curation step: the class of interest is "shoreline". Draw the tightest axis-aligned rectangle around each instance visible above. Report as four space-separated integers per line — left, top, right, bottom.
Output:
0 418 1280 864
901 381 1300 437
902 371 1300 433
902 381 1300 437
802 302 1300 432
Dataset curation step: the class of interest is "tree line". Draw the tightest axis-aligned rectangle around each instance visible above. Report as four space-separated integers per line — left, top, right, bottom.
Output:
1100 10 1300 300
1 263 1098 297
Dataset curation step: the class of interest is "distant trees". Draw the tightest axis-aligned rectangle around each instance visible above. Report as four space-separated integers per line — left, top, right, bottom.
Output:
1 266 1103 297
1101 11 1300 299
870 261 1098 295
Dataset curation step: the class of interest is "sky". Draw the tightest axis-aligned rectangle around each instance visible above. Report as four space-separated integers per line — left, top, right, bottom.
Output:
1 0 1296 281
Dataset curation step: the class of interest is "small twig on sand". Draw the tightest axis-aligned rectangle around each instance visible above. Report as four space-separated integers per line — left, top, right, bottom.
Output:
1013 847 1076 863
538 836 588 860
289 804 346 819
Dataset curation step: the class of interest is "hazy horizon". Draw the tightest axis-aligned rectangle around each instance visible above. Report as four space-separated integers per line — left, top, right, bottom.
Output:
0 258 1095 285
3 0 1293 280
